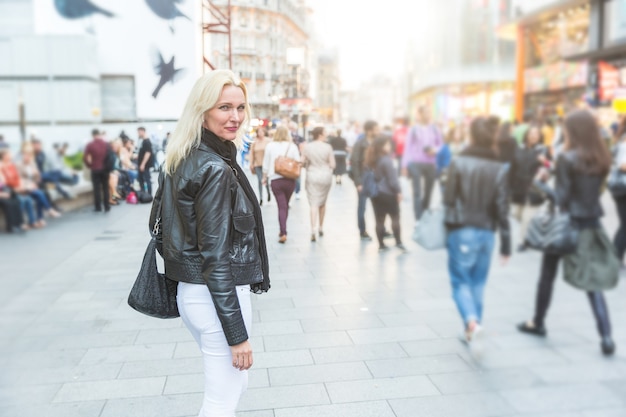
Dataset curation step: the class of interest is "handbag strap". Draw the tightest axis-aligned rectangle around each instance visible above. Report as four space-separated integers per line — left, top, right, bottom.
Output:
151 170 164 237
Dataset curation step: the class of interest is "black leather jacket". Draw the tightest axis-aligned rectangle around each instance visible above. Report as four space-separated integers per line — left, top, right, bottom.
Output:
149 142 263 346
555 150 604 219
444 146 511 256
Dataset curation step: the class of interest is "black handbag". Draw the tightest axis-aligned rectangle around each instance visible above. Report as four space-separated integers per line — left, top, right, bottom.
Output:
607 165 626 197
127 187 179 319
525 204 579 255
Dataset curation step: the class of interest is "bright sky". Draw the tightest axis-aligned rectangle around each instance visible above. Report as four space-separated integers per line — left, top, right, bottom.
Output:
310 0 423 91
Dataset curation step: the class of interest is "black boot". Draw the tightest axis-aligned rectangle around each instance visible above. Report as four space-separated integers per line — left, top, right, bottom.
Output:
588 291 615 356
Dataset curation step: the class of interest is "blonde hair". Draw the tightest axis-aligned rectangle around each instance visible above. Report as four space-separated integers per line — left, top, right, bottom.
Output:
164 70 251 175
273 126 290 143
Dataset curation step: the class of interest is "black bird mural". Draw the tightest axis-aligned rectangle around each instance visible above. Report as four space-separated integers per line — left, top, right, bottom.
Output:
54 0 114 19
151 50 186 99
145 0 190 33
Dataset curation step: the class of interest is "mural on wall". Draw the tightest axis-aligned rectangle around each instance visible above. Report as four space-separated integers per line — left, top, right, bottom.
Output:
54 0 114 19
38 0 198 119
145 0 190 33
152 49 186 98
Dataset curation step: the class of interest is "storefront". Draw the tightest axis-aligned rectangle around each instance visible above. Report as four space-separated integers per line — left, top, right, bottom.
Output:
410 82 515 126
504 0 592 120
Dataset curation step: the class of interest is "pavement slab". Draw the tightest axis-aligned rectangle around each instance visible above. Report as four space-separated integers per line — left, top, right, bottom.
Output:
2 173 626 416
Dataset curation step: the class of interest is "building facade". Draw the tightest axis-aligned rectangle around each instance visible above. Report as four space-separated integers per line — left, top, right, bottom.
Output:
406 0 516 123
207 0 312 120
316 50 340 123
0 0 201 145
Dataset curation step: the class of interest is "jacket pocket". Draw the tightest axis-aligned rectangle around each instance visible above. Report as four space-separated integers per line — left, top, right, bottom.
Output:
231 215 257 263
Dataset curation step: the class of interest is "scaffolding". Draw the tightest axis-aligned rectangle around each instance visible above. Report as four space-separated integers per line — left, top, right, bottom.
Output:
202 0 232 71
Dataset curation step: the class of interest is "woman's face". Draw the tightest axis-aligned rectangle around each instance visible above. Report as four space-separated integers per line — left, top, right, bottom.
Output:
527 127 540 145
203 85 246 142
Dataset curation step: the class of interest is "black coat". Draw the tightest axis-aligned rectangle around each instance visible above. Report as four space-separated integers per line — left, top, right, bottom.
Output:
510 144 546 205
444 146 511 256
555 150 605 219
150 141 264 346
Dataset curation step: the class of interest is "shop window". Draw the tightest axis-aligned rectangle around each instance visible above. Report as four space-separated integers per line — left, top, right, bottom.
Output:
604 0 626 46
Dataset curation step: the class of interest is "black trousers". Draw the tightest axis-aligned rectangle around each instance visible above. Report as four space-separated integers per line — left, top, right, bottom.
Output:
371 193 402 247
91 170 110 211
533 252 612 338
613 195 626 261
138 169 153 195
0 196 24 231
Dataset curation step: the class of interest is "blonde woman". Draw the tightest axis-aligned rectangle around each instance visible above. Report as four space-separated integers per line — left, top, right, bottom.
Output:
262 126 300 243
150 70 270 416
302 126 335 241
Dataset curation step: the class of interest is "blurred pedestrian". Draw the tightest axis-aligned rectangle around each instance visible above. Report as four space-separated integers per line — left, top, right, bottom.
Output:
510 125 549 251
444 117 511 343
402 106 443 225
84 129 111 213
392 117 409 174
156 70 270 416
0 134 7 150
518 109 615 356
263 126 300 243
249 127 272 205
289 121 305 200
302 126 335 241
350 120 379 240
137 127 154 195
611 117 626 265
496 121 518 168
328 129 348 184
0 160 25 233
365 136 405 252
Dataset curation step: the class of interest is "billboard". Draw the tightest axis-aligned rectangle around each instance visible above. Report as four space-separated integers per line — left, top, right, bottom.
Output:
32 0 201 120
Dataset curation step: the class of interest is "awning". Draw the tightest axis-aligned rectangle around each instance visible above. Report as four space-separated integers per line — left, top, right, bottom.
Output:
564 43 626 62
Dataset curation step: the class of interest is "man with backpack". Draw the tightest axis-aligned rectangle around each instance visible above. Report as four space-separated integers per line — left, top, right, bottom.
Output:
350 120 379 240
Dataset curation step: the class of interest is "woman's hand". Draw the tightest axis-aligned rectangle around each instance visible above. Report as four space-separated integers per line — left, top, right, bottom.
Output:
250 166 256 175
230 340 253 371
262 175 268 186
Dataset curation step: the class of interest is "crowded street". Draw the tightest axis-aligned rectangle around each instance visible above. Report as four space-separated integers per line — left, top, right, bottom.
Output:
1 172 625 417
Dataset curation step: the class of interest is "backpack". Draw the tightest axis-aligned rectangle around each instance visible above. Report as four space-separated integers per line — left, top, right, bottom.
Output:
137 190 153 204
104 145 117 172
361 169 379 198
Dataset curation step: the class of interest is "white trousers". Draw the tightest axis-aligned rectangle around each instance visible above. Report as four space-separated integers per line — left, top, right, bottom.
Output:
177 282 252 417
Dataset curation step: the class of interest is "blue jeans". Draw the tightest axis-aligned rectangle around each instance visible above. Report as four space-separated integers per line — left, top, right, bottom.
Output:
357 188 368 234
447 227 495 326
17 194 36 225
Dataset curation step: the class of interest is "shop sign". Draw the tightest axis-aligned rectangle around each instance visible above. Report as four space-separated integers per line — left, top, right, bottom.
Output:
612 88 626 113
524 62 588 93
598 61 620 102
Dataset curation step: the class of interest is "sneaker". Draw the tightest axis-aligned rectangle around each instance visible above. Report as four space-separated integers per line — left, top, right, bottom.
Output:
517 321 547 337
311 234 316 242
396 243 408 252
378 245 389 253
295 193 301 200
360 232 372 241
468 325 485 356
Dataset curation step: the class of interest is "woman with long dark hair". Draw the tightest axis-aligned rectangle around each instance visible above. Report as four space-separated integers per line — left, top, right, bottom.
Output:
364 136 405 252
444 117 511 343
518 109 615 356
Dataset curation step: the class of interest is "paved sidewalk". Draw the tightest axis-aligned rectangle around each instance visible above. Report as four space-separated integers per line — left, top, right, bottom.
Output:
1 174 626 417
